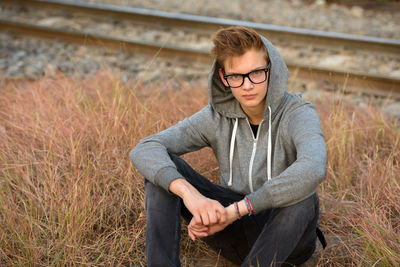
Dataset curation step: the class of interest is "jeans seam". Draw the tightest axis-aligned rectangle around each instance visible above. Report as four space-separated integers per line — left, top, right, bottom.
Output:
172 196 181 266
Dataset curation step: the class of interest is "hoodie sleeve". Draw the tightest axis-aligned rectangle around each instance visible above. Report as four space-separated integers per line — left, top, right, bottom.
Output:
129 105 216 192
246 103 327 213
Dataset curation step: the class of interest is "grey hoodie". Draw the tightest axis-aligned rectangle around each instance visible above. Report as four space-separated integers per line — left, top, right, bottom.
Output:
130 35 326 213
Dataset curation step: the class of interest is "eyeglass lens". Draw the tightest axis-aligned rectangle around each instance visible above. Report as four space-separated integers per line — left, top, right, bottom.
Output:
227 69 267 88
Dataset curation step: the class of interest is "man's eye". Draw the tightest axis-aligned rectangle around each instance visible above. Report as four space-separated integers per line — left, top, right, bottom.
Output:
230 75 242 81
252 70 263 76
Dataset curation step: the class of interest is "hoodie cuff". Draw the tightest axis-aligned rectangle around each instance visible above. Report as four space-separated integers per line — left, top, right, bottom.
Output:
246 189 274 214
155 166 184 193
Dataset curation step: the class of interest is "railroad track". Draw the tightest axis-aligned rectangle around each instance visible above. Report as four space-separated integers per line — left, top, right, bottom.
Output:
1 0 400 98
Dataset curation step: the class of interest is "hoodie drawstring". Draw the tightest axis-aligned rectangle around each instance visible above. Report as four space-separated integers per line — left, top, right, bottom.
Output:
228 118 238 186
267 106 272 181
228 106 272 187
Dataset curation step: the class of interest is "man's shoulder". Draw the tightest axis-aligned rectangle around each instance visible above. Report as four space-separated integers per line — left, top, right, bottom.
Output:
185 104 222 132
278 92 322 134
280 92 316 117
189 103 220 121
285 91 313 105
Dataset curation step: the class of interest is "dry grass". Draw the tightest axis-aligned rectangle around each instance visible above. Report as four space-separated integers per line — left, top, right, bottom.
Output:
0 70 399 266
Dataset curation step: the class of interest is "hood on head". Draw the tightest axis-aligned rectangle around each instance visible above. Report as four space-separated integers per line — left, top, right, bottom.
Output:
207 35 289 119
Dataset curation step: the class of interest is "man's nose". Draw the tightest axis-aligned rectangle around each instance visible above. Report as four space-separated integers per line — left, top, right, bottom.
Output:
242 76 253 90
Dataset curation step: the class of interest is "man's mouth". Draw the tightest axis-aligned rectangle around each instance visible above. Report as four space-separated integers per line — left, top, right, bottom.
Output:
243 94 256 100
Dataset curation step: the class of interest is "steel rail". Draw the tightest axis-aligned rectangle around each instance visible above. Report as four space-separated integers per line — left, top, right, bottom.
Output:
1 19 399 99
7 0 400 56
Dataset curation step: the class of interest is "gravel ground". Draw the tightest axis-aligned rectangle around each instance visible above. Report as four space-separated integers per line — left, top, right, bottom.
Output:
1 0 399 119
0 32 207 82
1 1 400 78
72 0 400 39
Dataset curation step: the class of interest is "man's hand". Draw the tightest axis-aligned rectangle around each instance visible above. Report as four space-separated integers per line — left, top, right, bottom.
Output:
187 220 209 240
169 178 250 241
187 216 229 240
169 178 227 226
187 200 249 240
187 204 239 240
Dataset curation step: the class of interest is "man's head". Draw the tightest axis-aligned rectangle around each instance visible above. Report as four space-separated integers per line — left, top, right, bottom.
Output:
211 26 271 121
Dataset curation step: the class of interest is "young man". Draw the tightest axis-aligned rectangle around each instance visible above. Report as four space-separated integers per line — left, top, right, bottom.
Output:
130 26 327 266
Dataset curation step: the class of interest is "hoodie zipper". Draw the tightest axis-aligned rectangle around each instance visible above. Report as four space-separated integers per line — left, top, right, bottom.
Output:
246 118 263 192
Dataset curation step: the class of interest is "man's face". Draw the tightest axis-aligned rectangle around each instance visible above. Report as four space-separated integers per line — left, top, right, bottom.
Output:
218 49 269 116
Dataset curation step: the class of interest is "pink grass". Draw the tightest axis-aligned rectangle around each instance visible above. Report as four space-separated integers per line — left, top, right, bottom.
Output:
0 71 399 266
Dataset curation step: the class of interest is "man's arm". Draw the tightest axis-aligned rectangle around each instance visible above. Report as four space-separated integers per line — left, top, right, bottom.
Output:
246 104 327 213
169 178 227 227
130 106 230 239
130 106 217 193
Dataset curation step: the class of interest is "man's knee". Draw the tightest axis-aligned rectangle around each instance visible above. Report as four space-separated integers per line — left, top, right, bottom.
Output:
275 193 319 222
145 179 179 211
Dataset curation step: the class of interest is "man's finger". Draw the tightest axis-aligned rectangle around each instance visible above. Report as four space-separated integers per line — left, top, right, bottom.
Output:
188 220 208 231
193 214 202 225
190 225 208 231
188 228 196 241
208 209 218 224
193 231 208 238
188 225 209 239
201 211 210 225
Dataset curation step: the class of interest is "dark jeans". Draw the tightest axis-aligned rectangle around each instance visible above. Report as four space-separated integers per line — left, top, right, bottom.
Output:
145 154 320 267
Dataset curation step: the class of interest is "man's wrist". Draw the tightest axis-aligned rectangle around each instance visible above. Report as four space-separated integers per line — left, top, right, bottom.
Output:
227 200 249 223
169 178 190 199
238 199 249 216
226 205 238 223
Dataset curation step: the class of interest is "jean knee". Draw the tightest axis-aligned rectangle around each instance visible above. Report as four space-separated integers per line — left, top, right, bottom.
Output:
145 179 179 211
280 193 318 221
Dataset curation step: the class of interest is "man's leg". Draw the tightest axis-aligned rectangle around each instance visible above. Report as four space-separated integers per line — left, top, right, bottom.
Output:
242 193 320 267
172 150 320 266
145 154 245 267
164 154 320 266
169 154 249 263
284 212 319 266
146 154 320 266
145 179 183 267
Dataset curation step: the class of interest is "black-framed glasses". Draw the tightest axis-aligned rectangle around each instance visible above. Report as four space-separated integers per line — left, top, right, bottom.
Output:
223 62 271 88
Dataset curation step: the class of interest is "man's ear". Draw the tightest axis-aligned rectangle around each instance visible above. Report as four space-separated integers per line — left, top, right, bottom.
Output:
218 68 229 87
